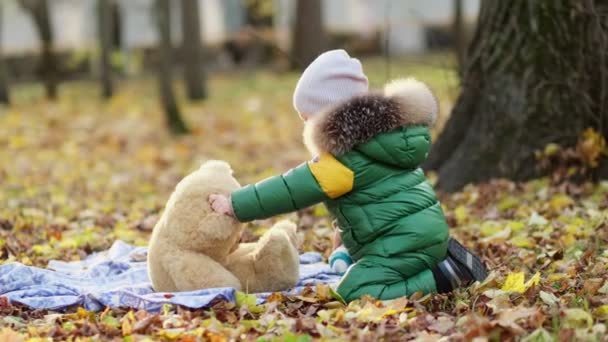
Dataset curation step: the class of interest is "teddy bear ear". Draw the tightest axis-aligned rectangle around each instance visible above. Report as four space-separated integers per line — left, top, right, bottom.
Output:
200 160 233 174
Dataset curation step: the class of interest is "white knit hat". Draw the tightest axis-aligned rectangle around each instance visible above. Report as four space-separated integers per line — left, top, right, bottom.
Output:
293 49 369 117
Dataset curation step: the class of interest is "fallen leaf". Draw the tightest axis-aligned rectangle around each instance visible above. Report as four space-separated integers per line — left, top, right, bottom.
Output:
539 291 559 306
562 308 593 329
501 272 540 293
528 212 548 226
593 305 608 321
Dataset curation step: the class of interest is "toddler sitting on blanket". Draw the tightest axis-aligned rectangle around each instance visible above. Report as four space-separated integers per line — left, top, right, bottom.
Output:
210 49 487 302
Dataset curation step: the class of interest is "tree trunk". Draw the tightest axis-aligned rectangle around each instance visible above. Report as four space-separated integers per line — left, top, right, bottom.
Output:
156 0 189 135
0 1 9 105
20 0 57 99
98 0 113 98
425 0 608 192
180 0 207 100
452 0 465 76
291 0 326 69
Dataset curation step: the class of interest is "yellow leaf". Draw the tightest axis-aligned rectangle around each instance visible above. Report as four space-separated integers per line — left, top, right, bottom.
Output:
543 143 561 157
550 194 573 211
454 206 469 225
506 221 525 233
524 272 540 289
77 307 89 319
593 305 608 320
480 221 502 237
8 135 28 149
313 205 328 218
560 233 576 247
501 272 540 293
565 224 578 235
498 196 520 211
380 308 412 319
121 317 133 336
510 236 534 248
577 128 606 168
315 284 331 301
501 272 525 293
481 227 511 243
235 291 257 308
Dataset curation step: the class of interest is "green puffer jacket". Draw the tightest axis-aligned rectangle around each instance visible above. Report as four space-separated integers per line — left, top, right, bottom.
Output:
231 80 449 302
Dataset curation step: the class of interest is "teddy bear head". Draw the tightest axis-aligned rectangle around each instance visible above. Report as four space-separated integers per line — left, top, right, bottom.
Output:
159 160 243 261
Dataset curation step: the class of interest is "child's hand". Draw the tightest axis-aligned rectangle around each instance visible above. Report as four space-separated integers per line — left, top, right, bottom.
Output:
333 229 342 249
208 194 235 217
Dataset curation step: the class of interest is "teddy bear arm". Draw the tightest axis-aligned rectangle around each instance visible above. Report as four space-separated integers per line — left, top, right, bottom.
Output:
165 251 242 292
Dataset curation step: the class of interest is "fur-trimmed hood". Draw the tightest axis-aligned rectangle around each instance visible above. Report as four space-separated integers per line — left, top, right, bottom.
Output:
303 78 438 157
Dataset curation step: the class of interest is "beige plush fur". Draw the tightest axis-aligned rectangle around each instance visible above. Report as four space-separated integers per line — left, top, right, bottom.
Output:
147 160 300 293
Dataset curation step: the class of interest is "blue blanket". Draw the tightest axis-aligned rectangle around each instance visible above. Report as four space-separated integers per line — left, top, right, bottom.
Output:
0 240 341 312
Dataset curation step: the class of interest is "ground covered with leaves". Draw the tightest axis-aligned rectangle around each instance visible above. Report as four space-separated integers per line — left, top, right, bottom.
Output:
1 57 608 341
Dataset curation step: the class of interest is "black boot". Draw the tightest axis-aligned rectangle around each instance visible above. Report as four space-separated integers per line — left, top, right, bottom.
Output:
432 238 488 292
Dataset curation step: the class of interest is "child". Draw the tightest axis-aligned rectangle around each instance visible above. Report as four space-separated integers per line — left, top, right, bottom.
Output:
210 49 487 302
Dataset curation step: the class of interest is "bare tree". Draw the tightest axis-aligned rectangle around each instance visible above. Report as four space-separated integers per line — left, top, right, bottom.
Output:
291 0 326 69
19 0 57 99
156 0 189 135
98 0 114 98
0 1 9 105
180 0 207 100
425 0 608 192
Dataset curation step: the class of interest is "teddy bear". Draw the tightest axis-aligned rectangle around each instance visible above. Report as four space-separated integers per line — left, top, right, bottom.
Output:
147 160 300 293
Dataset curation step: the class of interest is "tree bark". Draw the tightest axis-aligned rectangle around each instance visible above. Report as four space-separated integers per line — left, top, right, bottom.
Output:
452 0 465 76
0 1 9 105
291 0 326 69
180 0 207 100
20 0 57 99
426 0 608 192
156 0 189 135
98 0 113 98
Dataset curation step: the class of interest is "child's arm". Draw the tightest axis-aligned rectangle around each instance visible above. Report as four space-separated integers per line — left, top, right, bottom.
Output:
214 153 354 222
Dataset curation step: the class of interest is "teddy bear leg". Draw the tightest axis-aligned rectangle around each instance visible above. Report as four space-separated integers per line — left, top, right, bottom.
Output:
164 251 242 292
250 220 300 291
267 219 299 249
225 220 300 293
227 220 297 272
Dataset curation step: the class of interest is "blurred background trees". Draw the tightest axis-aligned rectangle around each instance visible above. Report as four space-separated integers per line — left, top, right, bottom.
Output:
0 0 477 106
6 1 606 190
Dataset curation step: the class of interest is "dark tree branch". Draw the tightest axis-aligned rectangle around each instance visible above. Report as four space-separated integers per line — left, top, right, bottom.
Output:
0 1 9 105
180 0 207 100
156 0 189 135
291 0 326 70
19 0 57 99
98 0 114 98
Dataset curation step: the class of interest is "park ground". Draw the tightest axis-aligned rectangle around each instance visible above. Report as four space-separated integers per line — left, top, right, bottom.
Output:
1 56 608 341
